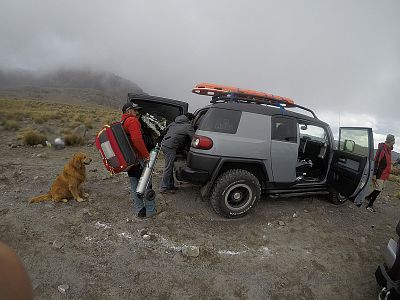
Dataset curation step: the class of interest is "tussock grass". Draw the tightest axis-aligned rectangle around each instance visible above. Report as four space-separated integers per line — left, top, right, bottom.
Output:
389 174 400 183
32 111 58 124
391 165 400 176
0 98 118 143
20 129 47 146
64 133 85 146
3 120 19 131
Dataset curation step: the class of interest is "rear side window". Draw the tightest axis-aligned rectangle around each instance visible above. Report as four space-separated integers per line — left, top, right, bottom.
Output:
198 108 241 134
271 116 297 143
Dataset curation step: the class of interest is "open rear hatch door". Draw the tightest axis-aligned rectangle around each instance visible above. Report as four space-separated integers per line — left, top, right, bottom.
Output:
328 127 374 205
127 93 188 123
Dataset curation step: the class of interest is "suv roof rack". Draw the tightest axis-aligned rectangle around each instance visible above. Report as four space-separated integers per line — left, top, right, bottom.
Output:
192 83 318 119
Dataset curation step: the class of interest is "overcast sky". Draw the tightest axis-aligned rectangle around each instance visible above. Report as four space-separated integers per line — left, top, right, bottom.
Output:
1 0 399 151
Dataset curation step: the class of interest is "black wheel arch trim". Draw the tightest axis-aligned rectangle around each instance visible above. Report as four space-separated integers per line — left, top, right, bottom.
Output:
200 157 268 198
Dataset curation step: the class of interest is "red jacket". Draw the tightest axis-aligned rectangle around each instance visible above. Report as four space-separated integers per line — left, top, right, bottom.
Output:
121 113 149 159
374 142 392 180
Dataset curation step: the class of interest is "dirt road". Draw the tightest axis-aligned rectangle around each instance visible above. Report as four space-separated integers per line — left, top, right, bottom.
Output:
1 143 399 299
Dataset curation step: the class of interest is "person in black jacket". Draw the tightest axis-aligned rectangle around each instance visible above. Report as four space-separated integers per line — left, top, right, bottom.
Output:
159 113 194 194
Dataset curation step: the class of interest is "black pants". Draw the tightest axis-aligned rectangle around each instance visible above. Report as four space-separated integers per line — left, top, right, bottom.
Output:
366 190 381 207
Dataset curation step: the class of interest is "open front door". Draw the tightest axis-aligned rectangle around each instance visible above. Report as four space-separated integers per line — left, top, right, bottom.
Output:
328 127 374 205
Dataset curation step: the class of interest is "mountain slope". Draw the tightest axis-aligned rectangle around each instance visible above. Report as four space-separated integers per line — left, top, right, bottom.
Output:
0 69 144 108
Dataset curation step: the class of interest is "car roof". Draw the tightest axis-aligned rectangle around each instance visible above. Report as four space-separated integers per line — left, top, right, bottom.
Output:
210 102 329 127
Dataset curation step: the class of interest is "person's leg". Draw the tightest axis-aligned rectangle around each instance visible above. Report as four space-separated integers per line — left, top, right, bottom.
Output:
160 147 176 191
129 176 145 214
367 179 385 211
367 190 381 208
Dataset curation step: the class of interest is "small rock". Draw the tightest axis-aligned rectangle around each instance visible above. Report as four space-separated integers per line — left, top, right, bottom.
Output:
0 175 8 182
139 228 148 236
36 153 47 158
303 209 309 213
33 176 39 180
74 124 87 137
83 208 93 216
157 211 168 219
57 284 69 294
360 237 366 244
267 222 272 226
142 234 151 241
126 218 132 223
278 221 285 226
90 168 98 173
52 239 64 249
11 144 17 148
182 245 200 258
292 212 298 218
37 144 43 148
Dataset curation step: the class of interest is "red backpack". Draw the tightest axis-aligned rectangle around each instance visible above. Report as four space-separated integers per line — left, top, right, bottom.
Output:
95 119 138 174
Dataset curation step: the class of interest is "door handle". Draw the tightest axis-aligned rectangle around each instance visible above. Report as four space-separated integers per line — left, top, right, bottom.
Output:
338 158 346 163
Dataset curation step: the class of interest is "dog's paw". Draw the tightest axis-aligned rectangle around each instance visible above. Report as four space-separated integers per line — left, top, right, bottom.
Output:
76 197 85 202
83 192 89 198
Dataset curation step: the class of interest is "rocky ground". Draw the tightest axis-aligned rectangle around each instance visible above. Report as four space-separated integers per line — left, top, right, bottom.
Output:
0 140 399 299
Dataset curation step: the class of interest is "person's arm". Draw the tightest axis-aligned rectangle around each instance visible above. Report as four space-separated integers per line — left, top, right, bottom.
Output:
126 118 150 159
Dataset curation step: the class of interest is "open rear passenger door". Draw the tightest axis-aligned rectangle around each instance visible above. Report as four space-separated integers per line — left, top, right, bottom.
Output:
328 127 374 205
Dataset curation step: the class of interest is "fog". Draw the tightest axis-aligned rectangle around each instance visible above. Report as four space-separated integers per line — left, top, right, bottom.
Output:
1 0 399 150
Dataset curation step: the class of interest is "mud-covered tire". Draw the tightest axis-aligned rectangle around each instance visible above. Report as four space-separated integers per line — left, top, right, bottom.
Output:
329 189 348 205
210 169 261 218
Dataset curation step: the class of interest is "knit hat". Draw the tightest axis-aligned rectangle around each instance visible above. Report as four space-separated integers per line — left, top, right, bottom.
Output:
386 134 395 144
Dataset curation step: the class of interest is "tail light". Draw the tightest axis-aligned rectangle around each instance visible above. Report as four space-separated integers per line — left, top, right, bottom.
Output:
191 135 213 150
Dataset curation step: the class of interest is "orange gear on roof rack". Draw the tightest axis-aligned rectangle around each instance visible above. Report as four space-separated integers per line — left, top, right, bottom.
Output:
192 83 295 105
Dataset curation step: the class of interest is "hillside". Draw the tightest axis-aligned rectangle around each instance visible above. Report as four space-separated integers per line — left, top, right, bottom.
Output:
0 69 143 108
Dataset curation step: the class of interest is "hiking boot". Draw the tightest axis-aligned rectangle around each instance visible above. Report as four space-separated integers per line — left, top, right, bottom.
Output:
146 209 157 218
159 189 175 194
366 206 375 213
137 207 146 218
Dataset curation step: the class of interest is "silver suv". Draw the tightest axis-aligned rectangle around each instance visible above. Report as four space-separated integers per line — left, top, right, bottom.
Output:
128 85 374 218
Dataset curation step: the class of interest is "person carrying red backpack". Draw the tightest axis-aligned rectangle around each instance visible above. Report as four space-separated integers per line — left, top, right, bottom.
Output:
121 102 156 218
365 134 395 212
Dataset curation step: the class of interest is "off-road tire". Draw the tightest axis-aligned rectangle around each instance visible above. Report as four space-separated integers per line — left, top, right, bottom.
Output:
210 169 261 218
329 189 348 205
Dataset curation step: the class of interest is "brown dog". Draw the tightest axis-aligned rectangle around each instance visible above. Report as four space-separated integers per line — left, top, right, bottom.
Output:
29 152 92 203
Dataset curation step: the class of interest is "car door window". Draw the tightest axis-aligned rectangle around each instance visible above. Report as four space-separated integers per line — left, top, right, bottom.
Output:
339 128 370 156
271 116 297 143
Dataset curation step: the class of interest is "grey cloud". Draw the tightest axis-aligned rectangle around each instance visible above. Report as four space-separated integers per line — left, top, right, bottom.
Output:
1 0 399 126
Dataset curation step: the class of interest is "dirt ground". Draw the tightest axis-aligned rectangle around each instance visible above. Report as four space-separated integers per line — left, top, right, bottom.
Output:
1 141 399 299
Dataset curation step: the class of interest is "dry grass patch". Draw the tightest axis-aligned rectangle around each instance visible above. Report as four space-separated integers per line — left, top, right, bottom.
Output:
389 174 400 183
20 129 47 146
64 133 85 146
3 120 19 131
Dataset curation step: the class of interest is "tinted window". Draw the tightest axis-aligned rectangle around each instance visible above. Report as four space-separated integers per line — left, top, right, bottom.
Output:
198 108 241 134
271 116 297 143
339 128 370 156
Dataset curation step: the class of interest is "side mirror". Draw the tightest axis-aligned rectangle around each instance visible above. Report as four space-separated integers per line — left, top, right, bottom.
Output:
343 139 355 152
300 125 308 130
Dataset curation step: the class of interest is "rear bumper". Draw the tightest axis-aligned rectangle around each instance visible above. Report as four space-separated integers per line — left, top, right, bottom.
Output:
176 166 209 185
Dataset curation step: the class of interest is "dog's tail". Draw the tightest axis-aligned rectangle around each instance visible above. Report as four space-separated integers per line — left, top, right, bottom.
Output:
29 193 51 203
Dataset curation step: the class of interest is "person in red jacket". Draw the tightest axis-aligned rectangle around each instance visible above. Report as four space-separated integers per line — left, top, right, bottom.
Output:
365 134 395 212
121 102 156 218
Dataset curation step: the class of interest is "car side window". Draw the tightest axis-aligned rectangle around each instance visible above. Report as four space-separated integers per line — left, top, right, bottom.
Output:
299 123 328 143
271 116 297 143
